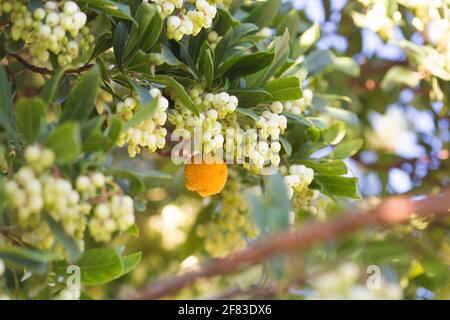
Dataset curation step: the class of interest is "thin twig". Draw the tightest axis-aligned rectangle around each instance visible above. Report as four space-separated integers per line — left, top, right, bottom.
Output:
6 51 93 75
128 189 450 300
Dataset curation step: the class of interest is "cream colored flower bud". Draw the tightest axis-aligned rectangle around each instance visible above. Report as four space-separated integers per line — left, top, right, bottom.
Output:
16 167 35 185
41 149 55 168
162 2 175 15
45 1 58 11
95 203 110 219
64 1 79 15
67 41 79 57
75 175 90 192
91 172 106 188
33 8 46 21
45 12 60 27
25 145 41 164
73 12 87 28
167 15 181 31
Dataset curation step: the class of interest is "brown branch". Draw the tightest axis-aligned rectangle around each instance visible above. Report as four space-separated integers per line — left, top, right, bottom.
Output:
128 189 450 300
6 51 93 75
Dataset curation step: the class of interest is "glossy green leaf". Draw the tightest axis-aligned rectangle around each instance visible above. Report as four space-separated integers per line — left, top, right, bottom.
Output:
39 67 68 103
45 122 82 163
113 21 128 71
76 248 124 285
329 139 364 159
152 75 199 115
218 52 274 79
122 252 142 274
265 76 302 101
60 66 101 122
315 175 359 198
297 23 320 55
15 97 46 143
45 215 82 263
0 245 60 274
380 66 422 92
245 0 281 27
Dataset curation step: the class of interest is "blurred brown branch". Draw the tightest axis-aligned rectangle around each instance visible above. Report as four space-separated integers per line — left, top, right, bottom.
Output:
128 189 450 300
5 51 93 75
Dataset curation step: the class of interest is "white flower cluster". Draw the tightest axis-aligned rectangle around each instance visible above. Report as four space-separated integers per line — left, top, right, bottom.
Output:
75 173 135 243
282 89 313 115
150 0 217 41
4 145 135 252
283 164 314 199
353 2 397 38
2 1 94 68
405 0 450 72
280 165 327 218
169 86 238 155
196 176 257 257
4 145 86 250
356 0 450 73
308 262 403 300
241 102 287 173
116 89 169 157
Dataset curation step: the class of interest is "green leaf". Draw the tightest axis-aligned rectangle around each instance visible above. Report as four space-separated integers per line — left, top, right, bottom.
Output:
228 88 272 108
295 159 347 175
141 11 163 53
45 122 82 163
45 215 82 263
305 49 335 75
152 75 199 115
15 97 46 143
333 56 360 77
107 165 171 195
0 66 18 142
245 0 281 27
126 224 139 237
218 52 274 79
329 139 364 159
76 248 124 285
198 44 214 88
39 67 67 103
121 252 142 274
279 137 292 156
276 10 300 38
265 76 302 101
107 116 123 142
109 166 171 181
180 202 215 259
231 23 259 42
77 0 137 25
215 8 239 34
236 107 259 121
125 3 155 58
0 245 61 274
380 66 422 91
246 30 290 87
283 113 315 127
90 33 113 60
315 175 359 198
296 23 320 55
113 21 128 71
246 175 291 235
322 122 346 145
60 66 101 122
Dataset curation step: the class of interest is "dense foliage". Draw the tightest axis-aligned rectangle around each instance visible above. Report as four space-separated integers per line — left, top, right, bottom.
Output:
0 0 448 300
